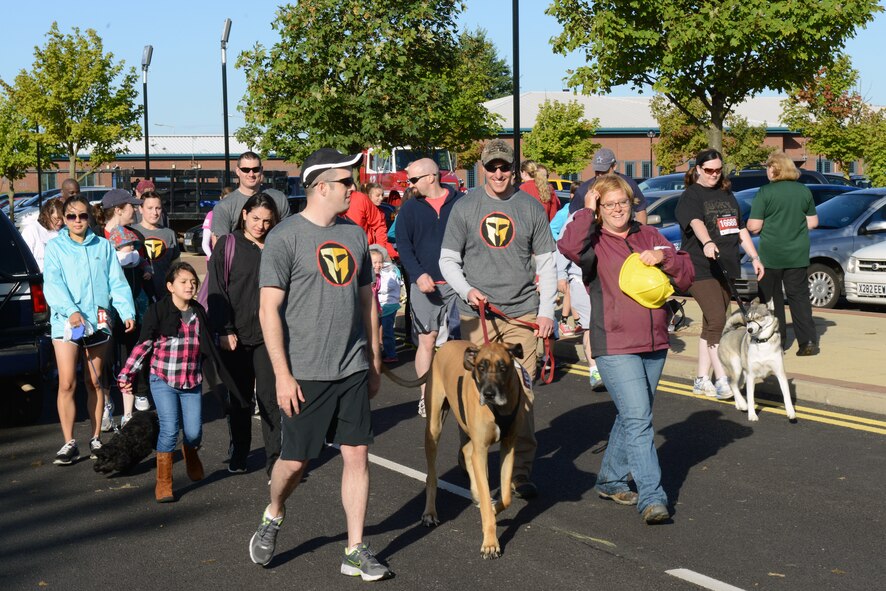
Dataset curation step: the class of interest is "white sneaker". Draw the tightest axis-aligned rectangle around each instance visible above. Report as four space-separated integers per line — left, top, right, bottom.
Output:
714 377 733 400
692 376 717 397
101 399 115 432
120 413 132 428
135 396 151 411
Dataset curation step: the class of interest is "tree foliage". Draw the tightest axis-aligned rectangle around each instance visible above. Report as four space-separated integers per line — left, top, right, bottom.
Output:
547 0 883 153
650 96 773 172
521 100 599 176
781 54 869 176
459 28 512 101
861 111 886 187
236 0 501 164
2 23 142 179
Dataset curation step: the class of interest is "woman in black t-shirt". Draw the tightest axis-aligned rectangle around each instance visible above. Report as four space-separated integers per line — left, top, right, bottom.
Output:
675 149 764 398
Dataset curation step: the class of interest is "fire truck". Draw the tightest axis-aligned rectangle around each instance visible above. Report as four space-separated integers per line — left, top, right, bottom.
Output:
360 147 463 196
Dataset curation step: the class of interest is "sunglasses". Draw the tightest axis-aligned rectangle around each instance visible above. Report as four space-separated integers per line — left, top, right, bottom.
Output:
239 166 263 174
484 163 512 173
324 176 355 188
65 213 90 221
701 166 722 175
408 174 431 185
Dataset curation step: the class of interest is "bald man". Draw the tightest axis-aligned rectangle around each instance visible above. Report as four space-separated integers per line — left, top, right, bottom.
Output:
396 158 463 416
60 179 81 202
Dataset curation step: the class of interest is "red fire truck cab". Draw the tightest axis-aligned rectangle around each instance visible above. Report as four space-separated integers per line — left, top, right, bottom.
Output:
360 147 463 197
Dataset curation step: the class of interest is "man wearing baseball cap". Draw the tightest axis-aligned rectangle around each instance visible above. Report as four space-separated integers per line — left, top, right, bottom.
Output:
569 147 648 224
248 148 391 580
440 138 558 500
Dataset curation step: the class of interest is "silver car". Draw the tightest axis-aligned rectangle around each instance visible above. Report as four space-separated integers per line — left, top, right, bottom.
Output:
739 188 886 308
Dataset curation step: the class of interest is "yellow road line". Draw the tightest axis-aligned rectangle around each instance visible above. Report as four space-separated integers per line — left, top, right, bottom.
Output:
559 362 886 435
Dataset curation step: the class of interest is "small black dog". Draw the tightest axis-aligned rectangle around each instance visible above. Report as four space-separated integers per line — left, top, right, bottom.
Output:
93 411 160 474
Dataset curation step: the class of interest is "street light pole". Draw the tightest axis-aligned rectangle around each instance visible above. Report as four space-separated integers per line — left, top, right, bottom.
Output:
142 45 153 181
512 0 520 167
647 130 656 178
221 18 232 188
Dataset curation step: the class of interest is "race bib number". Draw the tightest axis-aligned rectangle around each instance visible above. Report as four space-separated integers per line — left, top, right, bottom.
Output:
716 215 739 235
96 307 111 333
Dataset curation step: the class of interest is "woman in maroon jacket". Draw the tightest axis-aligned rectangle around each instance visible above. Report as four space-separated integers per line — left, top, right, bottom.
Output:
558 174 694 524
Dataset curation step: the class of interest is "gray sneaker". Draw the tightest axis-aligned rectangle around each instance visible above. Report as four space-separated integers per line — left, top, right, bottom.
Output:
135 396 151 411
340 542 392 581
101 399 115 432
89 437 102 460
249 506 284 566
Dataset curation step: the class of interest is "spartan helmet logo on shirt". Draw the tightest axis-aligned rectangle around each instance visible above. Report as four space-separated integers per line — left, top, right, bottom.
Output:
318 242 356 286
480 212 515 248
143 238 167 260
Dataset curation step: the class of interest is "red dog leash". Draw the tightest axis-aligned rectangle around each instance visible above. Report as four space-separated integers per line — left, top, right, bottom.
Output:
478 301 555 384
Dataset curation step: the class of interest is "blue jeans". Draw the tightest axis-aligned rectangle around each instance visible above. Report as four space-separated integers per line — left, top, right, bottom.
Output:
594 350 668 512
381 311 397 359
150 375 203 453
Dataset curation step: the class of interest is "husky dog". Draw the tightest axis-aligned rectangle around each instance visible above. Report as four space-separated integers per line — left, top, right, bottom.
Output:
717 299 796 422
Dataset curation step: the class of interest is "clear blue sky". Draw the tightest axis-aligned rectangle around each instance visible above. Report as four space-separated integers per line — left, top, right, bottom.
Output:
2 1 884 136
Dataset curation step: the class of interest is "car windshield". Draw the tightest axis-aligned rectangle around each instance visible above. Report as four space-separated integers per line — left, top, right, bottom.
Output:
638 175 684 192
394 148 453 172
814 193 880 229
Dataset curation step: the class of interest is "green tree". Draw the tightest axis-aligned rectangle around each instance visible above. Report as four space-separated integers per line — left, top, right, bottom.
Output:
651 96 773 172
521 99 599 175
861 111 886 187
459 28 512 101
0 89 56 221
781 54 869 177
2 23 142 180
547 0 882 153
236 0 501 164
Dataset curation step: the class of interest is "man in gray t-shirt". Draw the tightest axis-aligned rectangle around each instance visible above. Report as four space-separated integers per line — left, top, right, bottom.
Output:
439 139 557 501
249 148 391 579
211 151 290 246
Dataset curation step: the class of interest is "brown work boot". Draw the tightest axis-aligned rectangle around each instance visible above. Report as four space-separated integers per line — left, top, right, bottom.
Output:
155 451 175 503
597 489 639 506
182 445 204 481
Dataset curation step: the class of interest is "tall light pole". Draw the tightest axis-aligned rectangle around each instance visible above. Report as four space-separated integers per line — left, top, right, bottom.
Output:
142 45 153 181
647 130 657 178
221 18 232 188
512 1 520 167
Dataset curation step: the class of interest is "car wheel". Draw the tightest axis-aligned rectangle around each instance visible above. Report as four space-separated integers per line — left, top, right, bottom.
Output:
807 263 841 309
0 373 44 427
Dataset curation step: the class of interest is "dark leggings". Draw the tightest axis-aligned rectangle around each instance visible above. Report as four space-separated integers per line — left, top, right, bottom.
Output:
222 342 280 475
689 278 731 344
758 267 817 348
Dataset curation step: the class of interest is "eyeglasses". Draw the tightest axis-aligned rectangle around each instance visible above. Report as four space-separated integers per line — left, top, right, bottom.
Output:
484 163 512 173
324 176 355 188
701 166 722 176
408 174 431 185
599 199 631 211
65 213 89 221
239 166 263 174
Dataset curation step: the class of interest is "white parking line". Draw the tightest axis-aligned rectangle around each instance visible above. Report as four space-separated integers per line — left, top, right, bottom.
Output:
666 568 747 591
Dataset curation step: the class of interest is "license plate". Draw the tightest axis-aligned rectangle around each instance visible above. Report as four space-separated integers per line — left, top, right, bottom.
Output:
184 236 192 246
857 283 886 296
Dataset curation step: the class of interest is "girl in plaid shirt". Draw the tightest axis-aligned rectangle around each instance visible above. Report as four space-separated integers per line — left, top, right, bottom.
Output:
118 262 240 502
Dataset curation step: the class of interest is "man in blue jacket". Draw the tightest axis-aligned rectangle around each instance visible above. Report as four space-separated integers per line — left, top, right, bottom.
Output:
395 158 462 417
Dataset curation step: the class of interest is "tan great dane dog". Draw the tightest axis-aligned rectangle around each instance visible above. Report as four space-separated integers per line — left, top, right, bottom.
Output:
416 339 532 559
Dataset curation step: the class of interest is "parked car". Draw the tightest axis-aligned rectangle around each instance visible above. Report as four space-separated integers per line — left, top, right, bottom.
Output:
0 213 51 426
638 174 686 192
643 191 684 228
638 169 829 195
845 241 886 306
12 187 113 229
182 224 204 254
823 173 855 186
738 189 886 308
549 179 574 192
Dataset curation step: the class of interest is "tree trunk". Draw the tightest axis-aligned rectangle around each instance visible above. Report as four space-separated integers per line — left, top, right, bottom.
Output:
706 121 724 154
69 155 76 179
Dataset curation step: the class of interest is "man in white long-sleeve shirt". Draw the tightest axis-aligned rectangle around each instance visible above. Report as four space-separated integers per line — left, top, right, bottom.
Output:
439 139 557 500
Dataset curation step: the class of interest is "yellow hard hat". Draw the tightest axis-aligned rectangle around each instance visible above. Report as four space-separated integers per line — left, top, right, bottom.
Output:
618 253 674 309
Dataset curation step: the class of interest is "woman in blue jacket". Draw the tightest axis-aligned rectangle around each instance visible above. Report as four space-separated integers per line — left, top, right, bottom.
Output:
43 196 136 466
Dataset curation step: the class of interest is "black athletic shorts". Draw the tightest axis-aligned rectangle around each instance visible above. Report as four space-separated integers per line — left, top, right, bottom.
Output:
280 370 374 461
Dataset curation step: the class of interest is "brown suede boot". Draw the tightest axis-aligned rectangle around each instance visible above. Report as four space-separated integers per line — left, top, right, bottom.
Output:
182 445 204 482
155 452 175 503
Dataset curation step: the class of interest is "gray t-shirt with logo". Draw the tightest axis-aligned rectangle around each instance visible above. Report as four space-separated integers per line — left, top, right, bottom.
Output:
440 186 556 317
259 214 373 381
211 187 290 238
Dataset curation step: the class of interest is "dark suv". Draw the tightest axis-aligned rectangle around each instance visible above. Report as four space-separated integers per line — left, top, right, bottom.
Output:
0 212 51 425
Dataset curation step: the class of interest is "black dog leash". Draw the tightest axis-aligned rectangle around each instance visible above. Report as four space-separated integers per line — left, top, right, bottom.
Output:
714 252 749 321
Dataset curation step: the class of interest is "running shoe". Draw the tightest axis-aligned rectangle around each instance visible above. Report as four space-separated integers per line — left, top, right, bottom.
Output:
120 413 132 429
53 440 80 465
101 399 115 432
417 397 426 418
714 377 733 400
558 322 576 337
135 396 151 411
89 437 102 460
589 366 604 391
692 377 717 397
249 506 285 566
340 542 393 581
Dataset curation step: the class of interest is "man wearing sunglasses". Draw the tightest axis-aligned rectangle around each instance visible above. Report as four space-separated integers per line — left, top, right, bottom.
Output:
569 148 648 224
211 151 290 248
440 139 558 500
395 158 463 416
